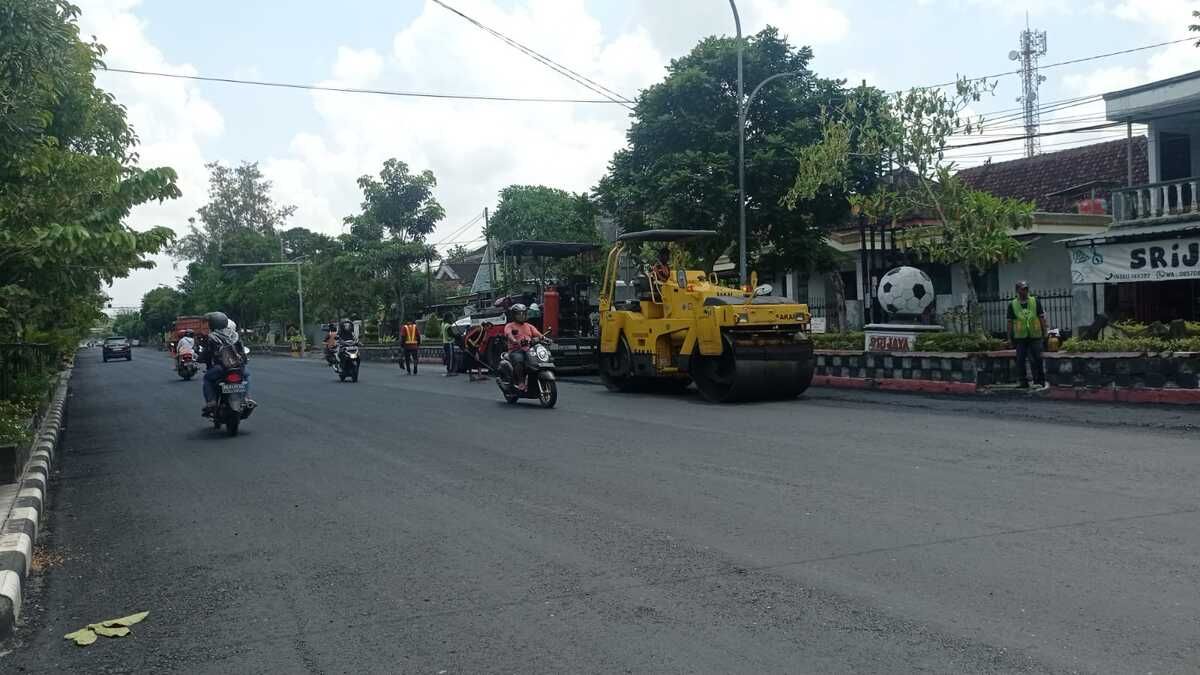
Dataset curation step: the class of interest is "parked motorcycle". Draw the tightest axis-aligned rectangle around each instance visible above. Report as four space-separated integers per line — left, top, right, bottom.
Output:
496 338 557 408
332 340 361 382
176 352 199 380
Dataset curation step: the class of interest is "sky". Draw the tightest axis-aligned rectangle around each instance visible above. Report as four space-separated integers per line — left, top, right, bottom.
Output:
80 0 1200 308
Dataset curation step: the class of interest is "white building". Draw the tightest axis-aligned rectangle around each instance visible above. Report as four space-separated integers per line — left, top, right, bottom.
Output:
1063 71 1200 325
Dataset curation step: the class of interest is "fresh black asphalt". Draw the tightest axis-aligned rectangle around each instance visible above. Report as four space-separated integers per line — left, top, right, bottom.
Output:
3 350 1199 673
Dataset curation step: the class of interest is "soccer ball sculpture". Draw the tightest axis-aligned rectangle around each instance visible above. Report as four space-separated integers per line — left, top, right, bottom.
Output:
876 266 934 317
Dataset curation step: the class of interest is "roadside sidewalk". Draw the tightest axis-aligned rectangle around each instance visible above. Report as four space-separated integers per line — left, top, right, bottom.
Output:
812 375 1200 406
0 367 71 636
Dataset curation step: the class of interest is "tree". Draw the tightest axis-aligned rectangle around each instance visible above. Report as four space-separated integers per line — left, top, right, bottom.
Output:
342 159 444 323
596 27 854 271
172 162 296 266
1191 10 1200 45
171 162 299 327
486 185 600 244
0 0 178 348
111 311 143 339
139 286 184 339
788 80 1034 331
445 245 473 263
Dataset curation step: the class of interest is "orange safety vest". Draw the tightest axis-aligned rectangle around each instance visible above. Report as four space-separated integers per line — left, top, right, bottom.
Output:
402 323 419 346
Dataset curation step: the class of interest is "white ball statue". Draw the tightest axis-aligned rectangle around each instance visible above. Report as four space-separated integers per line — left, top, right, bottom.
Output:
876 266 935 317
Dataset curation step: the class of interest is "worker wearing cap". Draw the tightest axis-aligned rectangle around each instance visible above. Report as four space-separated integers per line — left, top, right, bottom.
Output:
1008 280 1047 389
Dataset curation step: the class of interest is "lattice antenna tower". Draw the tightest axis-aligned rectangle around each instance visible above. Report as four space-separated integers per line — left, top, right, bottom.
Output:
1009 14 1048 157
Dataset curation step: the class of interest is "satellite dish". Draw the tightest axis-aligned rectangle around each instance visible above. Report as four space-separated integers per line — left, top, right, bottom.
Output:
1008 50 1020 61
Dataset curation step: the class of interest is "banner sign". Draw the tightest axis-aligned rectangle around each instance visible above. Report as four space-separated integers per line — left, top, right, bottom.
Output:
1070 236 1200 284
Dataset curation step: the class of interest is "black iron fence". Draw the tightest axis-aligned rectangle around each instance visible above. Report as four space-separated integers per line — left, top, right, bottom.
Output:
975 289 1074 337
0 343 56 401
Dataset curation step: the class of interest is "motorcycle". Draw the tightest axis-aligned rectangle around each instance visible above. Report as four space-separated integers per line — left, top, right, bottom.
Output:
203 343 255 436
176 351 199 380
333 340 361 382
496 337 558 408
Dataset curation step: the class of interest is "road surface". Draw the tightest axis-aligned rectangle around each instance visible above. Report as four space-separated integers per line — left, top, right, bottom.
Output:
3 351 1199 673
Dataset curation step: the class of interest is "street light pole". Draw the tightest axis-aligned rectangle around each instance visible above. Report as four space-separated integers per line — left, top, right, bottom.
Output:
222 259 306 356
735 70 801 288
729 0 745 287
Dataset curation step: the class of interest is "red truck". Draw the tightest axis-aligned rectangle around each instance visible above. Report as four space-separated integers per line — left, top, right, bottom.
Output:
169 315 208 354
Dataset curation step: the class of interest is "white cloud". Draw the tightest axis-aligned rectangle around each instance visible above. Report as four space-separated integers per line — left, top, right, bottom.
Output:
75 0 224 304
628 0 849 56
261 0 662 252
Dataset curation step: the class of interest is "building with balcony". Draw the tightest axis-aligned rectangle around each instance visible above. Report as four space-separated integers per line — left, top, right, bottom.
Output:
1063 71 1200 324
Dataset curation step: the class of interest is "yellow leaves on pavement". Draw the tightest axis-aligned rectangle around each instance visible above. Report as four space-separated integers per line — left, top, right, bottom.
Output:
63 611 150 646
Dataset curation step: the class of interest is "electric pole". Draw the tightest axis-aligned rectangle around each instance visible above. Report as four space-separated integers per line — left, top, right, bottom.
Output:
1010 14 1047 158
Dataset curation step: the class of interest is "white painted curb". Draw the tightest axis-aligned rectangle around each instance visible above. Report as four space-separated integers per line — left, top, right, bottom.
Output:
0 367 71 636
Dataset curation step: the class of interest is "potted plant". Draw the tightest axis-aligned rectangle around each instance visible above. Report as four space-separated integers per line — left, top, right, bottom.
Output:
287 334 305 356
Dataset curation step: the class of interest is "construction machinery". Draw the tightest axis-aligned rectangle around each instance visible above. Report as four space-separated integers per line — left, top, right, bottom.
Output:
598 229 815 403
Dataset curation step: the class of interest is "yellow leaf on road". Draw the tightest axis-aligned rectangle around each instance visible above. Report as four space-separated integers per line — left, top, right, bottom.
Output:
97 610 149 627
64 628 97 646
63 610 149 646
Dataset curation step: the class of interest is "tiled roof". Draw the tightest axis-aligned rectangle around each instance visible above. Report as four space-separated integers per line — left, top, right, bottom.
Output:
956 136 1148 213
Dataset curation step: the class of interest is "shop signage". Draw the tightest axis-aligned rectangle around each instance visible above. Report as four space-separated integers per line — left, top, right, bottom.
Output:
1070 236 1200 284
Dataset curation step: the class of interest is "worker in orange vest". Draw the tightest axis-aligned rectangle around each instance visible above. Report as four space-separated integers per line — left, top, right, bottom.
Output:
400 321 421 374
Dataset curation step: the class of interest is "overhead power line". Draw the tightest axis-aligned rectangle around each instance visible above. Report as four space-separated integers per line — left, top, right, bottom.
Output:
944 121 1122 150
100 67 627 104
430 0 635 110
919 36 1194 89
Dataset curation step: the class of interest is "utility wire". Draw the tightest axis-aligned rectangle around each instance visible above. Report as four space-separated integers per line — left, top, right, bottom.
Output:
100 66 627 104
430 0 635 109
919 36 1194 89
433 212 484 247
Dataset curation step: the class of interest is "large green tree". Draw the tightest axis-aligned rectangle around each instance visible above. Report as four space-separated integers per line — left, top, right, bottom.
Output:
596 27 857 271
171 162 297 327
341 159 444 323
0 0 178 348
139 286 184 339
486 185 600 244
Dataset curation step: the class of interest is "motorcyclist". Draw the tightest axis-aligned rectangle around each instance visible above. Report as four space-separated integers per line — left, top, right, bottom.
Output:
503 303 543 391
333 318 357 368
176 329 195 361
199 312 251 415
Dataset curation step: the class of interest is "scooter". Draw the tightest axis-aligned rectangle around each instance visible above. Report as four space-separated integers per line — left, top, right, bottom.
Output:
333 341 361 382
176 352 199 380
496 338 557 408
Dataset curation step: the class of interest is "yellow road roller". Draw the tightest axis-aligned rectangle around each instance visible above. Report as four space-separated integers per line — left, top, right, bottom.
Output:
598 229 815 403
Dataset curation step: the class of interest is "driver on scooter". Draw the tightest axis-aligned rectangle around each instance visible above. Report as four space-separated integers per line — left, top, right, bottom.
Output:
504 304 542 391
199 312 252 416
176 329 195 360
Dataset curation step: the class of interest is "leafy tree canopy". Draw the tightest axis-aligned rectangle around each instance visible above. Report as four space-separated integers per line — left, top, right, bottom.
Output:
595 27 860 270
486 185 600 244
0 0 178 346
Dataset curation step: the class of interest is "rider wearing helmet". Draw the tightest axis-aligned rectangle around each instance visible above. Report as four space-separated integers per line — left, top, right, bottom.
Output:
176 329 196 358
503 303 543 390
198 311 250 415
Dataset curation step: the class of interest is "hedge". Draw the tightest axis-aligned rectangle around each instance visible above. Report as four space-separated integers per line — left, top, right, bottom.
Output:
1061 336 1200 353
810 332 864 350
914 333 1006 352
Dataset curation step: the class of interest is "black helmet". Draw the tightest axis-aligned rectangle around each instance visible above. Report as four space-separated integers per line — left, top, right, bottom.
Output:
205 311 229 330
510 303 528 322
182 329 194 337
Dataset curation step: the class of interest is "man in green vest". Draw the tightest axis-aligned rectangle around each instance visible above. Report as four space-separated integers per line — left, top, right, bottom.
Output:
1007 280 1047 389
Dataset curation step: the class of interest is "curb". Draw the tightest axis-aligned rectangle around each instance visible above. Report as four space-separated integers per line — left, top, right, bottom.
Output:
0 367 71 637
811 375 1200 405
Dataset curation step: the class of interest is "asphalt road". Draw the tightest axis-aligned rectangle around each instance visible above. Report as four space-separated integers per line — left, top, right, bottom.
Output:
3 350 1199 673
